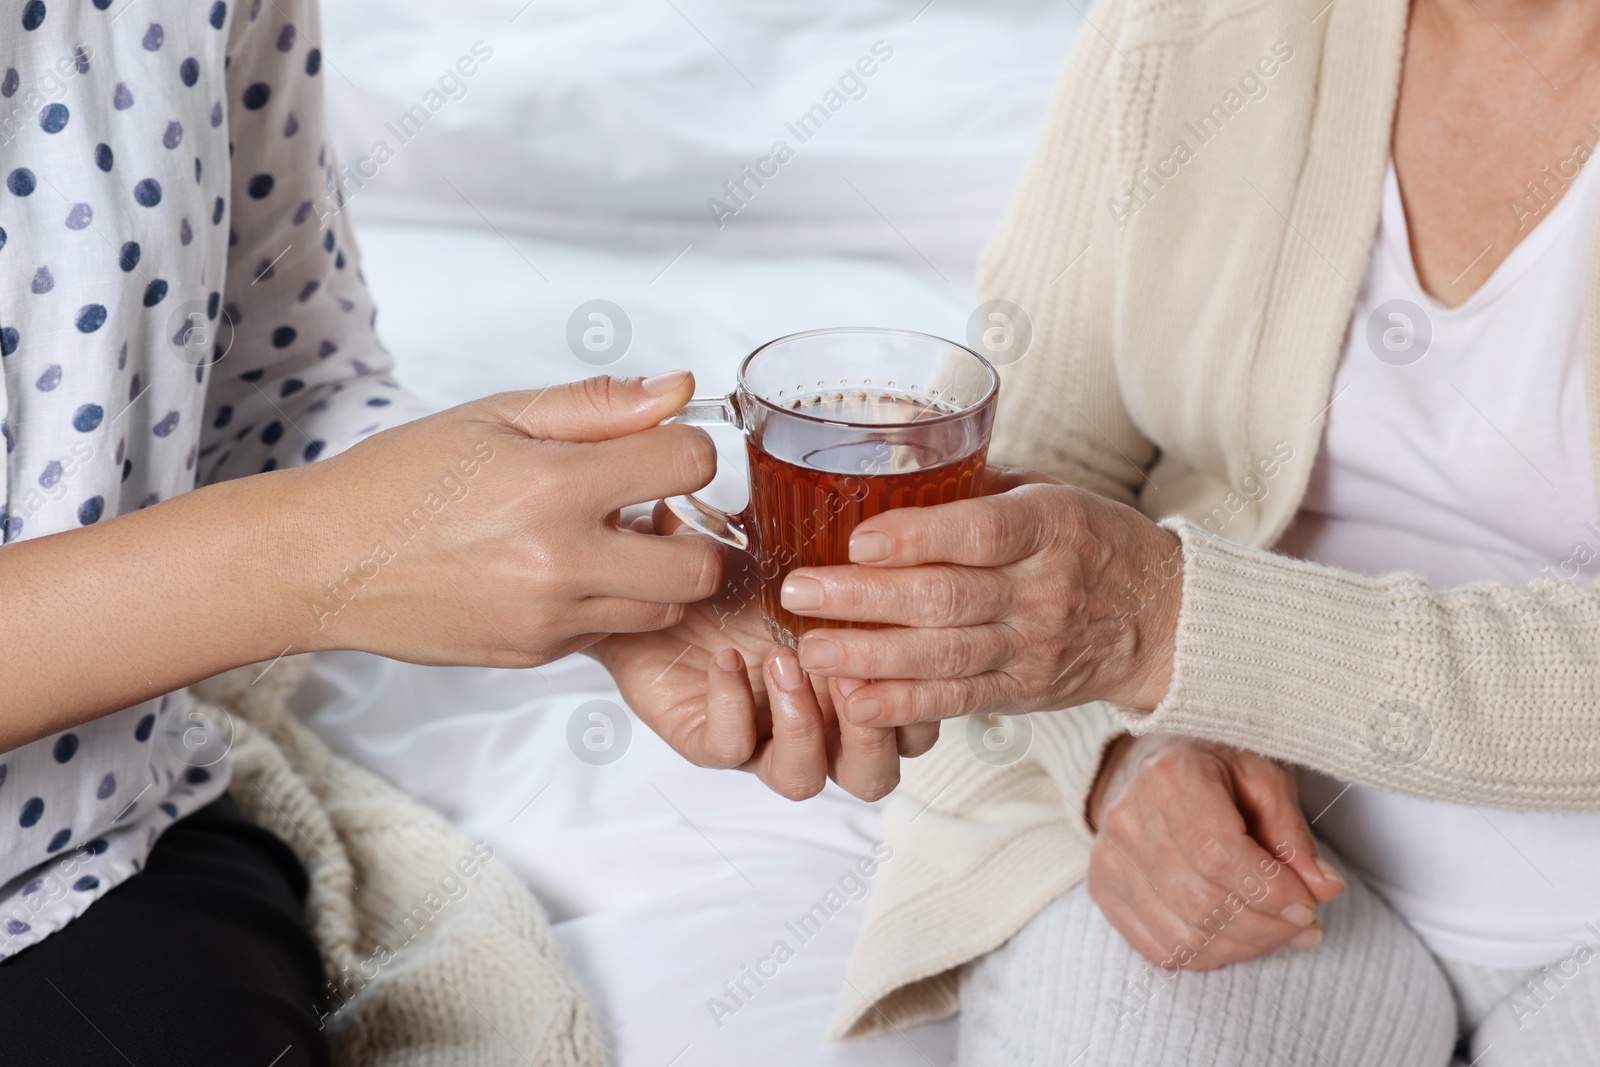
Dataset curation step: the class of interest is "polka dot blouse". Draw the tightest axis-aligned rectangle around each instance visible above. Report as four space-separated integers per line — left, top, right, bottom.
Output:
0 0 429 957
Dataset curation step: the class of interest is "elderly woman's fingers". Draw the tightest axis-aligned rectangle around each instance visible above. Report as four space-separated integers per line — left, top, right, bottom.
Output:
844 489 1058 568
896 722 940 757
745 647 829 801
980 464 1062 494
1114 746 1327 926
692 647 760 769
828 713 902 802
797 623 1015 679
1230 761 1347 906
1095 768 1327 965
835 675 1013 727
780 563 1010 626
1087 879 1174 966
1091 837 1316 969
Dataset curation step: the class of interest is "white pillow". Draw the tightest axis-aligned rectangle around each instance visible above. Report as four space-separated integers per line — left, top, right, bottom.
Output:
317 0 1080 268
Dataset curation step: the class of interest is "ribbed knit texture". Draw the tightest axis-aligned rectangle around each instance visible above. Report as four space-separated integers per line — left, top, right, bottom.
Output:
829 706 1122 1037
956 876 1457 1066
828 0 1600 1041
1438 953 1600 1066
1137 519 1600 810
192 661 605 1067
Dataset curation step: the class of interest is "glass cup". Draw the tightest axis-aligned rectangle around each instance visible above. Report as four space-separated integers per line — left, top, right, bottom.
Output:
666 327 999 648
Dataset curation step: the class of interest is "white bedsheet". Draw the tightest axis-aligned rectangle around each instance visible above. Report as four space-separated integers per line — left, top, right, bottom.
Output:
302 0 1080 1058
295 223 975 1066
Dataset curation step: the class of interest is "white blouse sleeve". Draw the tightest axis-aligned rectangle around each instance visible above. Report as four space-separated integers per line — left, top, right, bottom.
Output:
197 0 431 484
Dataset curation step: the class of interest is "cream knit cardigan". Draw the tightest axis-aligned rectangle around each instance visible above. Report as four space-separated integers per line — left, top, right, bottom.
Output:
193 661 605 1067
830 0 1600 1039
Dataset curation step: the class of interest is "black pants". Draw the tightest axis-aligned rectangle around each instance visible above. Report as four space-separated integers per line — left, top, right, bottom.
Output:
0 794 332 1067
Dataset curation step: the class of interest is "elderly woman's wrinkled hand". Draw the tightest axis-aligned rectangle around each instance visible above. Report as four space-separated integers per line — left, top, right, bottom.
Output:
1087 733 1346 970
783 476 1184 728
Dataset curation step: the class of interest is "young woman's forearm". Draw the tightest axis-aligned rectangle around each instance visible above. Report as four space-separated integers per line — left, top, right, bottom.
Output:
0 469 317 749
0 375 723 752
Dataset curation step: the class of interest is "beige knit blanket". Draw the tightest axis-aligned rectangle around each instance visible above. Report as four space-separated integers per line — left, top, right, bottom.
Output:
191 658 605 1067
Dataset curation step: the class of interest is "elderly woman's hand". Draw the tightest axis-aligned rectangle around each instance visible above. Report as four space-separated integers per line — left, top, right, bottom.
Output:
784 478 1183 728
1087 733 1346 969
594 504 939 803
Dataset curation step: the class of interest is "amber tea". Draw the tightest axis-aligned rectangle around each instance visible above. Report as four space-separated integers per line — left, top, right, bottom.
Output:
665 328 999 648
746 392 988 644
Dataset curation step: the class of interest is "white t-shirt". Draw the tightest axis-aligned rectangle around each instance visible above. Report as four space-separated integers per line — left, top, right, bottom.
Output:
1279 155 1600 967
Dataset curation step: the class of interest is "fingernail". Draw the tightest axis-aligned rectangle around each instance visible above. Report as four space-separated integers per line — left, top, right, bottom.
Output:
850 531 892 563
780 575 824 611
1279 904 1316 928
770 650 805 692
834 677 867 699
798 636 841 670
1290 928 1322 949
849 697 883 725
1316 859 1345 887
642 369 691 396
714 648 743 673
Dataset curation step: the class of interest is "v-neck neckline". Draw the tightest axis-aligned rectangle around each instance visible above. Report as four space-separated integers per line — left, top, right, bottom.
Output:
1381 156 1600 318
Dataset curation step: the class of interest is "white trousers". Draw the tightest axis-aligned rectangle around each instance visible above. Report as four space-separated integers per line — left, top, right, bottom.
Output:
958 866 1600 1066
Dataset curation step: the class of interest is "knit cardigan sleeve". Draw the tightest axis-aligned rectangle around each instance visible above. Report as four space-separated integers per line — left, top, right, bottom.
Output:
968 0 1151 825
977 0 1154 509
1136 519 1600 811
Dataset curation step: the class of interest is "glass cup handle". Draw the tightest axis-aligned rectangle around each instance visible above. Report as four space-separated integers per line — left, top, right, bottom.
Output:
661 395 750 551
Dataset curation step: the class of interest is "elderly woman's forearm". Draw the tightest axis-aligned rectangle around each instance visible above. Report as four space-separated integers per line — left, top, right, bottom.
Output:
1138 518 1600 811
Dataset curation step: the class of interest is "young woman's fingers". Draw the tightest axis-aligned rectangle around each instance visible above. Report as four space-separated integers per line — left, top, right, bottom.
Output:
585 526 725 603
693 648 759 769
576 597 688 634
651 498 687 535
748 647 829 801
480 372 694 442
585 423 719 513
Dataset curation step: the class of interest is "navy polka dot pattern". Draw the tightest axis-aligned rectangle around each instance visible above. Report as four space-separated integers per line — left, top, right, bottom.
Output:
133 177 162 207
39 102 68 134
53 734 77 763
0 0 427 961
19 798 43 827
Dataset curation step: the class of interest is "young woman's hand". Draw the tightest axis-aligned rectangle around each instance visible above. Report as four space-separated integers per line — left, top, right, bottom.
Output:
592 505 939 802
781 480 1183 727
1086 734 1346 970
295 373 727 667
